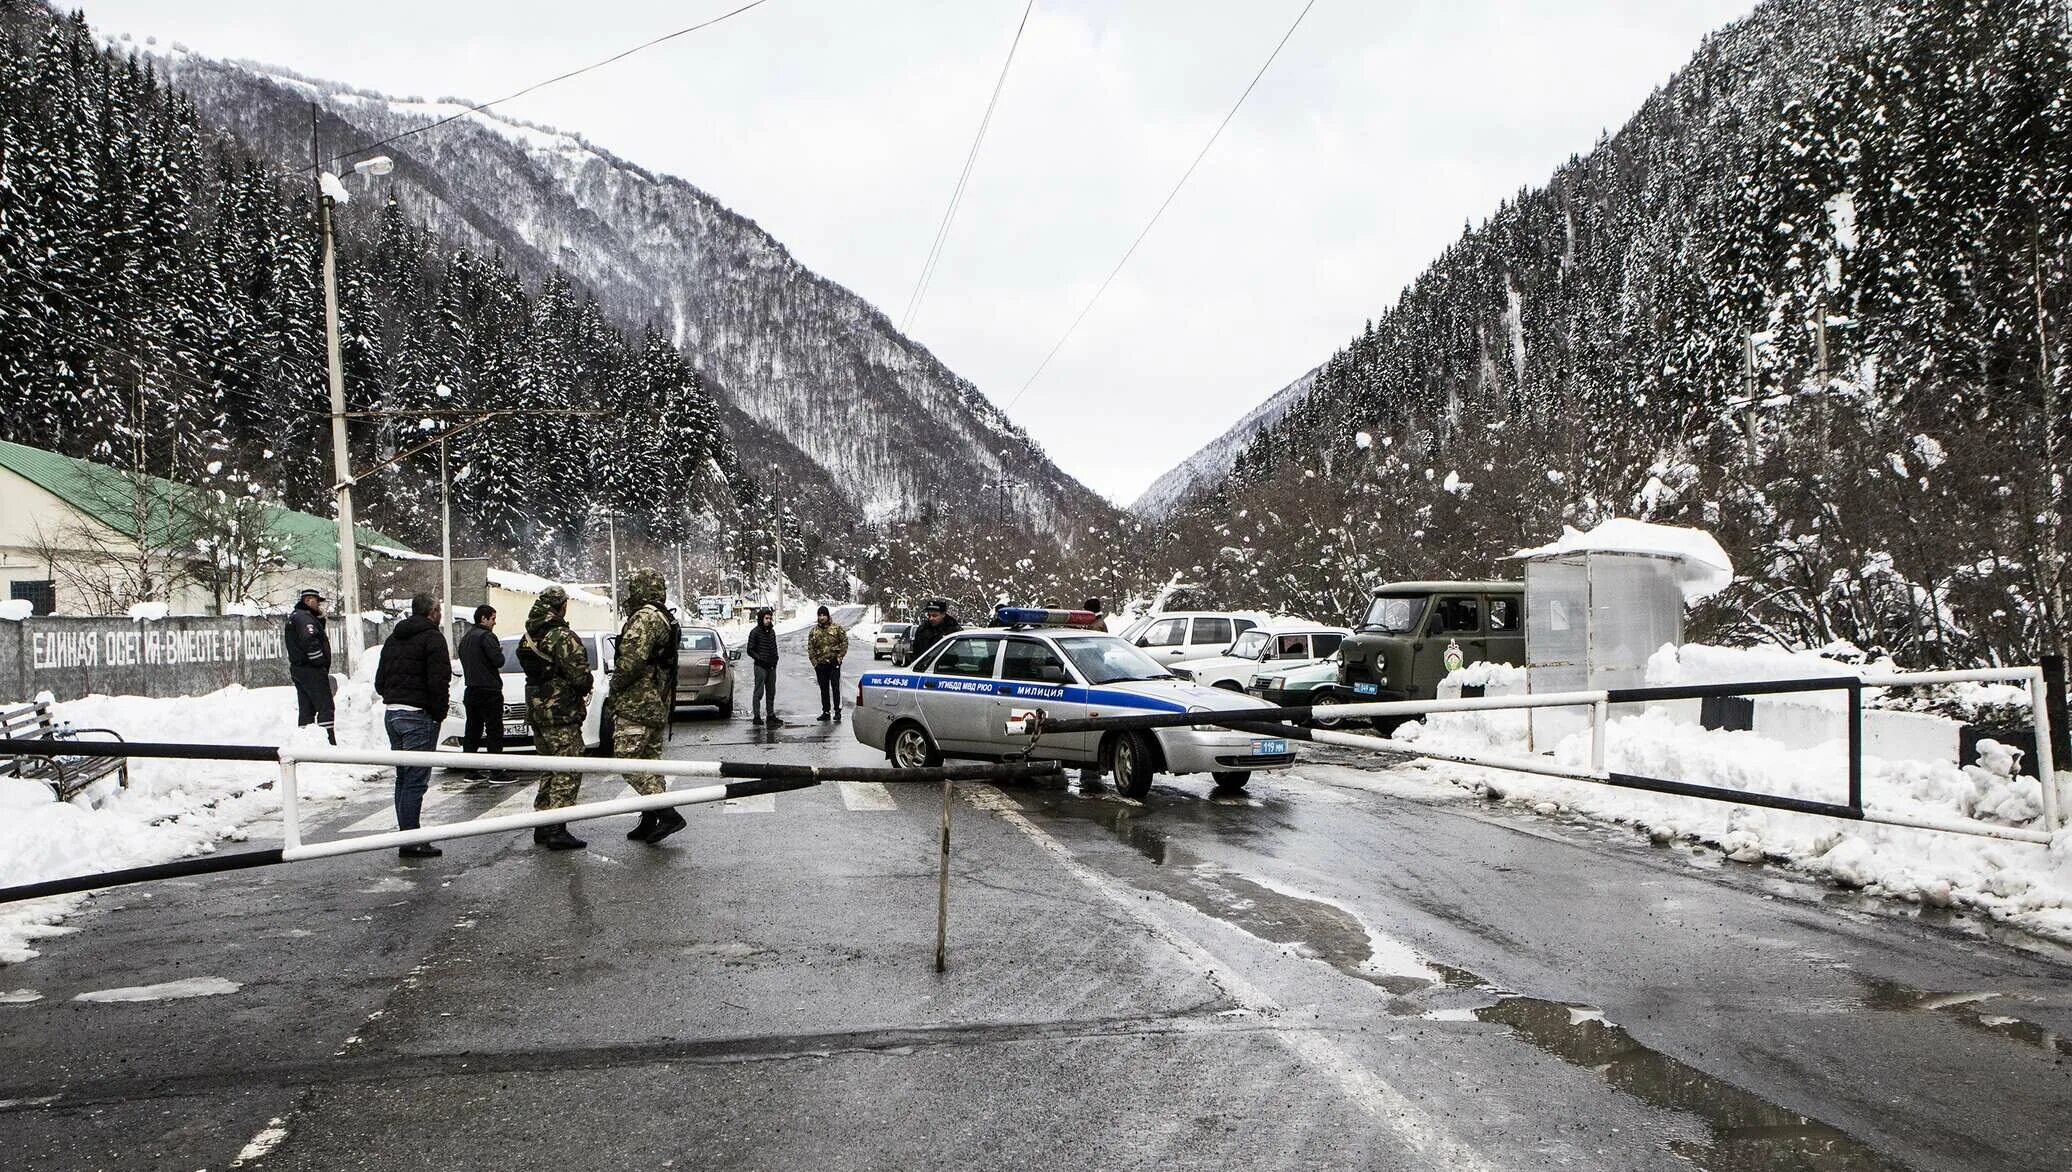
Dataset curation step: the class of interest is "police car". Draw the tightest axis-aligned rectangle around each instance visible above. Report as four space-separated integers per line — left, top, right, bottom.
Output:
852 607 1296 798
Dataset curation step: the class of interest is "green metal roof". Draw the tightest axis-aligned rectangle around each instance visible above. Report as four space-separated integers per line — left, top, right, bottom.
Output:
0 438 415 572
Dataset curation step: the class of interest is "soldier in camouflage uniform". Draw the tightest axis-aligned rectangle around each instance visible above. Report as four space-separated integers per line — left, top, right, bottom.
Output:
612 568 687 845
520 586 593 851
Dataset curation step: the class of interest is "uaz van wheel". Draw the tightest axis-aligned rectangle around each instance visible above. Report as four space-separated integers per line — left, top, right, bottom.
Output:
1108 731 1155 799
889 723 942 770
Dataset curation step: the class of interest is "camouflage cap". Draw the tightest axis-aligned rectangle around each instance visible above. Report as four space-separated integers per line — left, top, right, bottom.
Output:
539 585 569 608
627 568 667 607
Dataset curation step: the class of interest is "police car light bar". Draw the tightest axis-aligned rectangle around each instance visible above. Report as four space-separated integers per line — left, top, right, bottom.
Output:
994 606 1103 630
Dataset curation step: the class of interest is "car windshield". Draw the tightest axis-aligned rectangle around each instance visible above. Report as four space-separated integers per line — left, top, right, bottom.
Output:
1228 630 1271 660
1360 595 1427 634
1056 635 1173 684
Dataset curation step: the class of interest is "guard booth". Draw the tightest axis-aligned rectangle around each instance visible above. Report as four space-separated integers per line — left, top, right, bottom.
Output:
1516 520 1733 750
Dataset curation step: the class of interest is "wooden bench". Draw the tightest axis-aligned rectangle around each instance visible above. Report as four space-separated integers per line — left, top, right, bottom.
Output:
0 697 130 802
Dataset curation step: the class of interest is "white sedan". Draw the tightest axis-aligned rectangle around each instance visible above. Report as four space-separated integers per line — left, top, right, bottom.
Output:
1169 624 1352 691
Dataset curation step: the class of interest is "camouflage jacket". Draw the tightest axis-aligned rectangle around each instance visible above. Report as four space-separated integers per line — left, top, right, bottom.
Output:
610 603 675 726
522 620 592 729
806 621 848 666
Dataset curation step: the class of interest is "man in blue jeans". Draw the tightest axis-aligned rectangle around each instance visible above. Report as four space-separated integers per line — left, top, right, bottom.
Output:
375 592 453 858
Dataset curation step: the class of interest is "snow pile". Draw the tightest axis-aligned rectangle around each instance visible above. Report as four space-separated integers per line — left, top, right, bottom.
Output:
0 679 387 964
221 600 272 617
125 601 170 621
1513 518 1734 602
0 599 31 621
486 568 611 609
1391 681 2072 938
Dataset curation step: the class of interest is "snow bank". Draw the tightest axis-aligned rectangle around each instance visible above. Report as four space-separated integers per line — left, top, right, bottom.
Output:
0 679 387 964
1392 684 2072 939
125 601 170 621
0 600 31 621
1514 518 1734 602
485 568 611 610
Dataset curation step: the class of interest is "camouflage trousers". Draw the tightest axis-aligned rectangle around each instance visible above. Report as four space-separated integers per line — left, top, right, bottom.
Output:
613 718 666 797
532 722 589 811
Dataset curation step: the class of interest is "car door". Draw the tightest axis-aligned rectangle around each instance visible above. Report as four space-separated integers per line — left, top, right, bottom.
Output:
1416 596 1483 692
1135 616 1192 665
1186 616 1235 662
918 634 1004 753
994 637 1093 763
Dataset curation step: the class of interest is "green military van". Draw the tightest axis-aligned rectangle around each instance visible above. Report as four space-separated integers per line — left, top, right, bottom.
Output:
1336 581 1526 713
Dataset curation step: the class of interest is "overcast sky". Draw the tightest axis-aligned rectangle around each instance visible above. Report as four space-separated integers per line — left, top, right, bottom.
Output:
88 0 1755 505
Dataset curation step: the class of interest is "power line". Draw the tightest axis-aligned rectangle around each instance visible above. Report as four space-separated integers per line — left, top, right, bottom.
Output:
313 0 777 171
1004 0 1317 411
899 0 1036 334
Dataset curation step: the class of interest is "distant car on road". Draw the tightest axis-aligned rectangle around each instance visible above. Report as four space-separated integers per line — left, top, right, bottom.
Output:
874 622 911 661
1118 611 1274 667
852 607 1295 798
1169 622 1351 691
674 624 741 718
439 631 611 753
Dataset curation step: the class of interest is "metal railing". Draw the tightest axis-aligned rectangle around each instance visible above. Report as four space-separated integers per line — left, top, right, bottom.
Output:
0 738 1061 904
1029 666 2062 844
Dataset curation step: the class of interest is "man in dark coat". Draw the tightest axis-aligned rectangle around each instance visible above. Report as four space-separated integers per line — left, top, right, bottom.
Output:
375 592 452 858
906 599 962 662
285 588 335 743
457 604 507 778
746 608 781 726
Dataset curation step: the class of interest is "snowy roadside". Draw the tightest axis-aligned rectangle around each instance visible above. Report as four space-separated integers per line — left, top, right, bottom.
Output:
0 679 391 964
1367 687 2072 942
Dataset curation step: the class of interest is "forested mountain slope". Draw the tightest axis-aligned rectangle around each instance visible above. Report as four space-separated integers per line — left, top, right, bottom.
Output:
1159 0 2071 667
1132 365 1315 520
142 46 1107 534
0 0 748 586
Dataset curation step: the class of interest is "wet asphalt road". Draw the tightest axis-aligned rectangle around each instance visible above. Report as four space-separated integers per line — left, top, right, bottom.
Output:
2 613 2069 1171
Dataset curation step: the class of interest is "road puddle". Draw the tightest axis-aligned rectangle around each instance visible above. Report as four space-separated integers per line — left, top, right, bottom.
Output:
1035 792 1909 1171
1854 975 2069 1059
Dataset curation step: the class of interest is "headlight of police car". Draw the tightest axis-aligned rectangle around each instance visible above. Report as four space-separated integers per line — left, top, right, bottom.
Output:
1189 704 1218 732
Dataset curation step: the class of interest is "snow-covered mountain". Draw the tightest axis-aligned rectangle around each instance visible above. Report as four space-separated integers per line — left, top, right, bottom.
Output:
1131 366 1315 519
136 45 1109 533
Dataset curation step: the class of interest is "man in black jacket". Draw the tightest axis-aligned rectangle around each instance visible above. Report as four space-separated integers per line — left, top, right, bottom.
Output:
746 608 781 726
376 593 452 858
906 599 961 662
285 588 335 743
457 605 506 779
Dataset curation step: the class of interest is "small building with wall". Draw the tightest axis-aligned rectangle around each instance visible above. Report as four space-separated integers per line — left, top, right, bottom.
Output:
1515 519 1734 749
0 438 420 617
486 569 616 633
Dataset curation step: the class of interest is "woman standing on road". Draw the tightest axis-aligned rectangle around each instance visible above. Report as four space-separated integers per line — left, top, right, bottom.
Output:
808 605 849 722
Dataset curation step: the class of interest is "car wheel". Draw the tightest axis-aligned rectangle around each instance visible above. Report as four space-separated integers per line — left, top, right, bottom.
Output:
1210 770 1251 790
1107 731 1155 800
1306 689 1348 730
718 698 734 719
889 722 943 770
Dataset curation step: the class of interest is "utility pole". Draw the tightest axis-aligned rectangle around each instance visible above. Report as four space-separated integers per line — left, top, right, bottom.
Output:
316 104 362 673
2036 218 2069 665
439 433 453 653
606 507 620 622
1742 331 1758 464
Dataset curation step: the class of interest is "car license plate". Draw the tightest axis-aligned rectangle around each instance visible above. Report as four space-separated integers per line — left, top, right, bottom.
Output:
1252 738 1287 756
1353 682 1379 695
505 721 531 737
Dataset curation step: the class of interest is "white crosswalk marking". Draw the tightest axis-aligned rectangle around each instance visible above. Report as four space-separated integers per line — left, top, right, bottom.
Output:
333 787 464 835
836 781 897 811
720 793 777 813
476 785 538 820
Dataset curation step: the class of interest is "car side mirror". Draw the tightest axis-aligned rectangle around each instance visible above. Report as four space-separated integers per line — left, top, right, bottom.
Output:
728 649 743 662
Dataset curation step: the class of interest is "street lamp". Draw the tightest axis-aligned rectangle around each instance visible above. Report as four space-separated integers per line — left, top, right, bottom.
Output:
315 151 394 672
768 463 782 617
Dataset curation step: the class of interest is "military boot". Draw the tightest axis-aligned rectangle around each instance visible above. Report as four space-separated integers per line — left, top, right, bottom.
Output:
627 812 660 841
534 824 587 851
644 808 688 844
